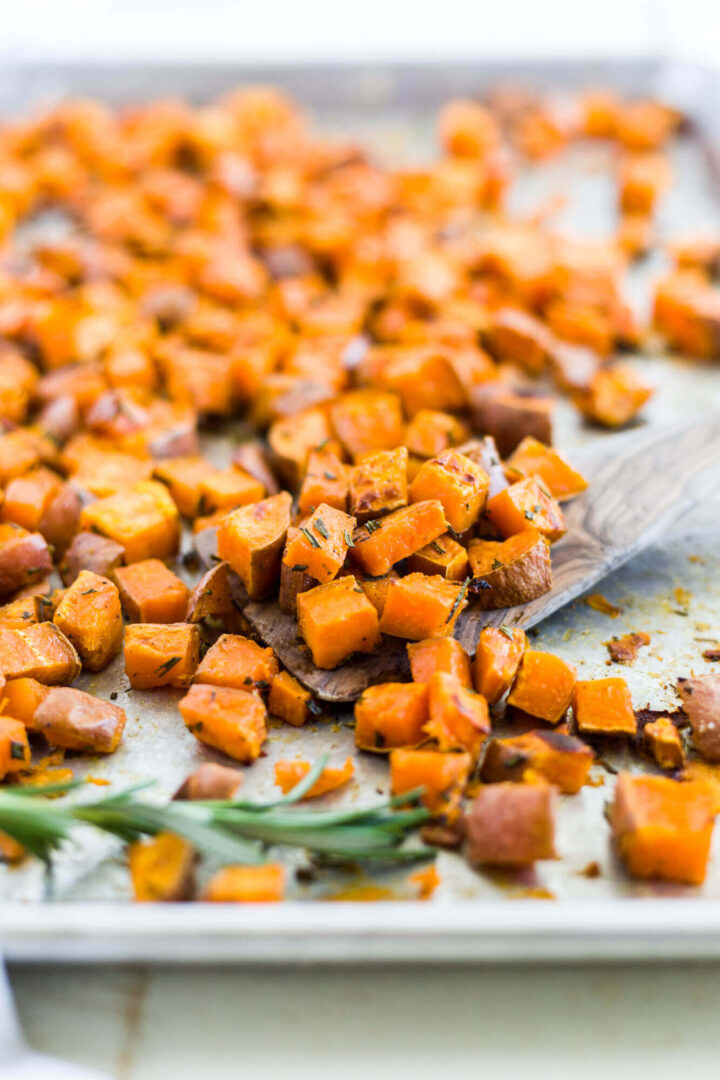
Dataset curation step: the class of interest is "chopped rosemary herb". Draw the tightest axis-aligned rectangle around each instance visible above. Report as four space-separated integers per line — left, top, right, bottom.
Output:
300 525 321 549
365 519 381 533
323 471 337 481
498 625 515 640
431 540 445 554
445 577 469 624
156 656 182 677
314 518 329 540
344 530 355 548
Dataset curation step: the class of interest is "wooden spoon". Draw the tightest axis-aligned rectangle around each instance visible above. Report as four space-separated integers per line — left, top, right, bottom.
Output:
245 411 720 703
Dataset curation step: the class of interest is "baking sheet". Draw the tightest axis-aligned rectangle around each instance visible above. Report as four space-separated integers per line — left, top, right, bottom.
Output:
2 58 720 962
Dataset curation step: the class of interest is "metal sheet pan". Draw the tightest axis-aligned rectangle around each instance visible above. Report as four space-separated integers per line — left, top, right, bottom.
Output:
3 57 720 963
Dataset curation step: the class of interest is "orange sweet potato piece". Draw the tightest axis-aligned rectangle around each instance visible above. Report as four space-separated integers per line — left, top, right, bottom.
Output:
507 649 576 724
349 447 408 523
0 596 40 630
174 762 244 801
60 531 125 586
152 455 217 518
81 480 180 563
124 623 200 689
483 306 556 375
573 677 636 736
283 503 356 584
0 623 81 684
379 573 468 640
615 100 679 150
407 534 469 581
0 716 30 778
676 674 720 762
330 389 404 461
473 625 526 704
409 450 489 533
505 437 588 502
297 575 381 669
0 431 41 485
33 686 126 752
466 782 556 866
297 446 349 517
407 637 472 687
217 491 292 599
470 385 554 457
203 863 285 902
404 410 470 459
179 683 267 763
274 756 354 799
618 152 671 214
439 99 499 158
644 716 685 770
0 524 53 597
0 677 49 729
278 532 320 615
197 466 265 516
653 272 720 358
379 348 466 417
350 500 447 577
195 633 278 693
468 530 552 608
114 559 190 623
611 774 714 885
268 669 314 727
37 483 83 557
390 748 471 821
268 406 333 487
186 561 243 630
573 364 653 427
129 832 196 902
1 467 62 532
351 569 398 617
481 729 594 794
485 478 566 542
52 569 122 672
424 671 491 758
355 682 429 752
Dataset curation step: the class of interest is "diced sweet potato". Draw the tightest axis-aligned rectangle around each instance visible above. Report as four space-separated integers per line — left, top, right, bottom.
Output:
573 677 636 736
424 671 491 758
52 569 123 672
114 559 189 623
268 670 313 727
473 625 526 704
232 441 280 497
179 683 267 763
483 306 556 375
481 729 594 793
390 748 471 821
349 447 408 523
611 774 714 885
676 674 720 762
217 491 292 599
644 716 685 770
355 682 429 752
573 364 653 427
404 410 470 459
33 686 126 752
378 348 466 417
0 524 53 597
203 863 285 902
278 533 320 615
297 445 349 517
505 437 588 502
152 455 217 518
283 503 356 584
129 832 197 902
466 782 556 866
0 431 41 485
0 623 81 684
60 531 125 586
195 633 279 693
470 384 554 457
274 756 354 799
455 436 508 499
0 677 50 728
1 467 62 532
407 637 472 687
618 152 671 214
409 450 489 533
198 466 265 516
297 575 381 669
174 762 244 801
81 480 180 563
0 596 40 630
507 649 576 724
0 716 30 778
379 573 468 640
485 478 566 542
468 530 552 608
330 389 404 461
439 99 499 158
407 534 469 581
37 483 83 557
350 500 448 577
268 406 333 487
124 623 200 689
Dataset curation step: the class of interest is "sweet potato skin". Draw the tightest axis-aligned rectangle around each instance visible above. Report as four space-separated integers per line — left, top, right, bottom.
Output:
0 623 81 684
217 491 292 600
473 626 526 704
0 527 53 597
174 762 245 800
676 674 720 762
60 531 125 586
466 782 557 866
33 686 127 752
468 530 552 609
424 671 491 758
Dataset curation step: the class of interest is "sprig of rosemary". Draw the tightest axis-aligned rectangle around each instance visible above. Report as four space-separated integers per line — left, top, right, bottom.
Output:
0 757 433 867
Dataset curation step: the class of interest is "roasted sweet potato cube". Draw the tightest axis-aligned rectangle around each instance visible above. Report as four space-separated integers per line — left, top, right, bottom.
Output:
404 410 470 459
467 782 557 866
355 682 429 751
473 625 526 704
297 446 349 517
274 756 354 799
283 503 356 584
33 686 126 753
391 748 471 821
653 272 720 359
468 530 552 609
217 491 292 599
351 569 398 617
644 717 685 770
482 729 593 793
203 863 285 902
60 531 125 586
507 649 576 725
379 348 466 417
52 569 122 672
573 677 636 736
439 99 499 158
0 716 30 778
195 633 279 693
573 364 653 427
0 677 49 729
505 437 588 502
278 534 320 615
152 455 217 518
38 483 83 557
199 466 265 515
124 623 200 689
676 674 720 762
0 623 81 684
407 534 469 581
0 431 41 485
81 481 180 563
129 832 196 902
379 573 468 640
424 671 491 758
268 669 313 727
179 683 267 763
611 774 715 885
174 762 244 801
330 390 404 461
470 385 554 458
407 637 472 687
618 152 671 214
297 575 381 670
1 467 62 532
409 450 489 533
349 447 408 523
486 478 566 542
0 524 53 597
483 306 556 375
349 500 447 577
0 596 40 630
114 559 189 623
186 561 242 629
267 406 333 487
